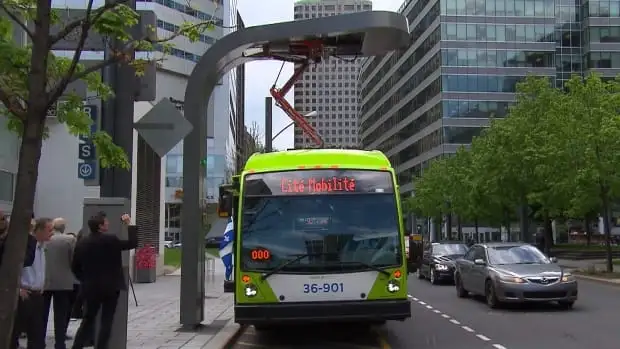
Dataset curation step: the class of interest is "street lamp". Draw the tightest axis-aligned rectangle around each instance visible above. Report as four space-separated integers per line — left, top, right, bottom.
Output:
272 110 318 142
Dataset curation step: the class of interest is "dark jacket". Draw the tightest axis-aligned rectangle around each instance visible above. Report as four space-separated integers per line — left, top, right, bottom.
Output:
71 226 138 295
0 233 37 267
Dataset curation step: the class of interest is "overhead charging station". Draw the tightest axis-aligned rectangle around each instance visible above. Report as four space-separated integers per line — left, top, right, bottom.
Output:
179 11 411 328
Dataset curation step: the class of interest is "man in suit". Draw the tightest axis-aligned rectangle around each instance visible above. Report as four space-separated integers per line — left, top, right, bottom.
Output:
71 212 138 349
11 217 54 349
43 217 77 349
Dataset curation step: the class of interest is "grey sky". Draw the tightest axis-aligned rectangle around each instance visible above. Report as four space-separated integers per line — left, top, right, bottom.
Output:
236 0 403 150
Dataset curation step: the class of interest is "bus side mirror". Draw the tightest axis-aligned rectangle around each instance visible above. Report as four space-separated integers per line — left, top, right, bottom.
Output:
218 184 233 218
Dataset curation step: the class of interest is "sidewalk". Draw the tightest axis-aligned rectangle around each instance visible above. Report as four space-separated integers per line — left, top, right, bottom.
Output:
34 253 238 349
558 258 620 286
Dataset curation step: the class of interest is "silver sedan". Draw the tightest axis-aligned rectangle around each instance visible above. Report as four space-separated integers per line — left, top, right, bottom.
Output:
454 242 578 309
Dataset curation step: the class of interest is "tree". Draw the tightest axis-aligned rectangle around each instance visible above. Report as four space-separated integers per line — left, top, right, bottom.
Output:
560 74 620 272
0 0 216 344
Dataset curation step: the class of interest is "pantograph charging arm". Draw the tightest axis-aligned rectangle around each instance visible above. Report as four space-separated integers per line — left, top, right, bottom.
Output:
268 41 325 147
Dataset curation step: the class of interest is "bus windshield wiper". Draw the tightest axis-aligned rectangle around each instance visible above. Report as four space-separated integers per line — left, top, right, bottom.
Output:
261 253 336 280
339 261 391 276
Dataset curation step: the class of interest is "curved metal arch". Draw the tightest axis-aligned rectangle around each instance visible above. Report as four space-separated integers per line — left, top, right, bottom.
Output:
180 11 410 326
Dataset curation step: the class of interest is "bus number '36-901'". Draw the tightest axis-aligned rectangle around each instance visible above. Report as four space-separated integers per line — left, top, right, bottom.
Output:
303 283 344 293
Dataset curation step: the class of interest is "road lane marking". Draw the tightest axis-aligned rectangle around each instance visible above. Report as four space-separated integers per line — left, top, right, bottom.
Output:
408 293 509 349
462 326 474 332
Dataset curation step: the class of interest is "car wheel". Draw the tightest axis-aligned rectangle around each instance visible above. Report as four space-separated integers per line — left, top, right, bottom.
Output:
558 301 574 309
455 274 468 298
430 269 438 285
417 267 424 279
485 280 500 309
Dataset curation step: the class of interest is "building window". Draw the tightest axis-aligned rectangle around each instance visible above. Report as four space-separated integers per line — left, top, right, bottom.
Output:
0 170 14 202
166 155 183 174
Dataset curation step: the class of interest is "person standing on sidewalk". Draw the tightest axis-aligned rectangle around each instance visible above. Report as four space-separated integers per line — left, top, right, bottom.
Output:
71 212 138 349
43 217 77 349
10 217 54 349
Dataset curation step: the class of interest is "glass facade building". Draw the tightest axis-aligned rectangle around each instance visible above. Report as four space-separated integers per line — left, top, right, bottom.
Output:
359 0 620 196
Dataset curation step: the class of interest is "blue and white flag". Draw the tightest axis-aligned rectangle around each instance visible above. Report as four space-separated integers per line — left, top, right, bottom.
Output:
219 217 235 281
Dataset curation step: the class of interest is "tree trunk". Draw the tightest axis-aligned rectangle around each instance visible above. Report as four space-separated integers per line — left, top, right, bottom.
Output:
446 211 452 240
456 215 462 241
543 214 553 256
600 186 613 273
0 2 52 346
584 215 592 246
474 218 479 242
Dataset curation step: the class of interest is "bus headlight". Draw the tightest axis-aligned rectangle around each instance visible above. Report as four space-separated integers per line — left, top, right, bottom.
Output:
387 280 400 293
245 284 258 297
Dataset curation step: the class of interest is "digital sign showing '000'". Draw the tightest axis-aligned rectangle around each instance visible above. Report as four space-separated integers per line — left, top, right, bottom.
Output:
280 176 356 194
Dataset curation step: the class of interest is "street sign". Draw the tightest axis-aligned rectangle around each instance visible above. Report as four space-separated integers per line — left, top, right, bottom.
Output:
133 98 193 157
77 162 96 180
78 142 96 160
79 105 98 141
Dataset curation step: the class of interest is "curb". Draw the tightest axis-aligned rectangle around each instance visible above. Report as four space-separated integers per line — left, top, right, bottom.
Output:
574 274 620 287
208 318 247 349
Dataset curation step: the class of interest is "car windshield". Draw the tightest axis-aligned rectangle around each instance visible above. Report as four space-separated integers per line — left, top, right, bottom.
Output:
433 244 468 256
487 245 550 265
239 170 401 273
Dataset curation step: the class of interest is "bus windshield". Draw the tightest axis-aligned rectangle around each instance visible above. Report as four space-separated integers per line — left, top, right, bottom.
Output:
239 170 402 274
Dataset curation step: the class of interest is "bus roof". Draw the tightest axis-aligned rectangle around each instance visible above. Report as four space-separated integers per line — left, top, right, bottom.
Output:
244 149 392 173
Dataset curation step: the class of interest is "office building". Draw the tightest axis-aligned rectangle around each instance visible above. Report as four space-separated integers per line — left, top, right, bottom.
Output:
163 1 245 241
292 0 372 148
359 0 615 196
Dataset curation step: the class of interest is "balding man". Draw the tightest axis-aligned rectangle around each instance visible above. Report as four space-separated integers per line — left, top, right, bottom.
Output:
43 218 77 349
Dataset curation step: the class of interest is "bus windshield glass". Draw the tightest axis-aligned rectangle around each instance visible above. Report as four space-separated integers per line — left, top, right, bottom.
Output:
240 169 402 273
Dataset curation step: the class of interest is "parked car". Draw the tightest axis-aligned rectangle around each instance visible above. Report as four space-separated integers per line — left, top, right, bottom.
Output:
454 242 578 309
164 239 175 248
417 241 469 284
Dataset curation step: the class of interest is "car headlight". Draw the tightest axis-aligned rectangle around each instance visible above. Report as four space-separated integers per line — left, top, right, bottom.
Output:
498 275 526 283
562 273 576 282
434 264 449 271
244 284 258 297
387 280 400 293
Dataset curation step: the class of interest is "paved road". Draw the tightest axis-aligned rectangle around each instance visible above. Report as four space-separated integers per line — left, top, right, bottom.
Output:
229 276 619 349
403 276 620 349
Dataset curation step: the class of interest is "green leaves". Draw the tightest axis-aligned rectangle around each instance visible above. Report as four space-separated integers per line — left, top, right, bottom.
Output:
409 73 620 230
0 0 219 171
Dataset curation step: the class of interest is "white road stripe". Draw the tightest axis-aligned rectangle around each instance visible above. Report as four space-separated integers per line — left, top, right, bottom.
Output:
462 326 474 332
476 334 491 341
410 290 510 349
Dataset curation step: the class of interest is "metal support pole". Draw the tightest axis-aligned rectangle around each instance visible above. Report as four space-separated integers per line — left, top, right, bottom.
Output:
265 97 273 152
98 1 136 347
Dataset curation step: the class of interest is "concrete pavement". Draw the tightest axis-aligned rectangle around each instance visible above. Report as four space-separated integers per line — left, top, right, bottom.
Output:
34 255 238 349
404 277 620 349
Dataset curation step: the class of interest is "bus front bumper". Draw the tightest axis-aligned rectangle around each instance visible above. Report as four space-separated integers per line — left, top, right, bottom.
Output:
235 299 411 325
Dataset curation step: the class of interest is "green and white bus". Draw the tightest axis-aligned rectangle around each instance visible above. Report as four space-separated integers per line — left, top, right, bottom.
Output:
220 149 410 327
